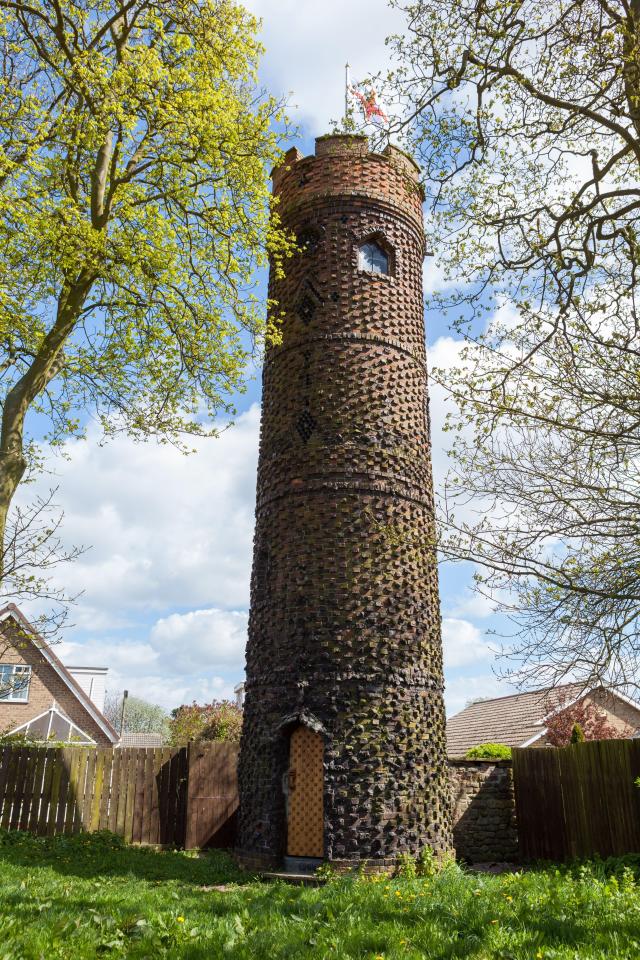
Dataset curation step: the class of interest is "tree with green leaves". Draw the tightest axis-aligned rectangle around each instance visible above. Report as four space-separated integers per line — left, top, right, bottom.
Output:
570 723 586 745
168 699 242 744
104 690 169 737
543 693 628 745
387 0 640 693
0 0 290 598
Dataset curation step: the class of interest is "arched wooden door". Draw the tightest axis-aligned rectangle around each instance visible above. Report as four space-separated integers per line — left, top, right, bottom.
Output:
287 726 324 857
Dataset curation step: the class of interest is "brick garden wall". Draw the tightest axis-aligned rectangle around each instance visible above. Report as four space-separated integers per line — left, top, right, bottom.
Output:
448 759 518 864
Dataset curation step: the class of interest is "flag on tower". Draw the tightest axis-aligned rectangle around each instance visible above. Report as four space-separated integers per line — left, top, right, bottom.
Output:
350 86 389 124
344 63 389 127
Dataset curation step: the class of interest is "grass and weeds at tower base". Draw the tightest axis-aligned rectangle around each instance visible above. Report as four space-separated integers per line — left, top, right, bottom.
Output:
0 830 638 958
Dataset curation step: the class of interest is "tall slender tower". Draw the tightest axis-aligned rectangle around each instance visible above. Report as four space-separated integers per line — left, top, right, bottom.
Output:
238 134 452 871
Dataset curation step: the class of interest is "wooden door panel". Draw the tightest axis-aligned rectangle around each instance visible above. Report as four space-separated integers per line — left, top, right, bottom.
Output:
287 727 323 857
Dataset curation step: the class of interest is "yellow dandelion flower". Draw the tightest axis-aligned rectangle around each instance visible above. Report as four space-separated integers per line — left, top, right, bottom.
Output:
176 916 185 923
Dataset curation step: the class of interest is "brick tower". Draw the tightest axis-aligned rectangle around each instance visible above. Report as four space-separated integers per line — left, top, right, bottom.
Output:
237 134 452 871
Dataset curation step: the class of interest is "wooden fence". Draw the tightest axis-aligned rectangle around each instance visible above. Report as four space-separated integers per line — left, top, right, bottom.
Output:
512 739 640 860
0 741 239 848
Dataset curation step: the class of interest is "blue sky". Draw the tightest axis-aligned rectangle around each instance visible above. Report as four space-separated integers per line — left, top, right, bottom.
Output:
22 0 516 716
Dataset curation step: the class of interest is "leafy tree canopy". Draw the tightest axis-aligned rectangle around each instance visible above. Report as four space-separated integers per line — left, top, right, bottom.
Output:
168 699 242 744
544 694 630 746
386 0 640 693
104 691 169 736
0 0 291 585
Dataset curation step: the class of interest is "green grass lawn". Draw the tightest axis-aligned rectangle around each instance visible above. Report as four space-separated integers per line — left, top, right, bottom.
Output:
0 831 639 959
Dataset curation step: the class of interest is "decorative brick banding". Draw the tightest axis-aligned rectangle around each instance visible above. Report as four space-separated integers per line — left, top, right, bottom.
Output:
237 134 452 869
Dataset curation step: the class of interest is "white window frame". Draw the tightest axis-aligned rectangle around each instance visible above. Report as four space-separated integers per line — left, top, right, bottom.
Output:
358 241 390 276
0 664 32 703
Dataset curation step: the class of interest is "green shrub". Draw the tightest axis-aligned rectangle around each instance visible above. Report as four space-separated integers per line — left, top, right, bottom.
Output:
395 853 417 879
570 722 586 744
168 700 243 745
465 742 512 760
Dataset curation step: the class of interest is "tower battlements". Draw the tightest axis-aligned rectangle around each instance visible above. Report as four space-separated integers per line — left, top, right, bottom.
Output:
272 135 425 239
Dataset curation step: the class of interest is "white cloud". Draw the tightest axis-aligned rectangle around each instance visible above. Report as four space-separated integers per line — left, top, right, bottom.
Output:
58 606 247 711
442 617 491 669
423 259 464 298
110 673 235 713
444 673 510 717
427 334 468 491
24 405 260 625
246 0 403 134
447 589 503 620
150 608 248 674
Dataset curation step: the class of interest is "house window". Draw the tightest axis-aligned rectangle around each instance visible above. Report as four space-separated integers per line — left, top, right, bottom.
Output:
0 664 31 702
358 241 390 276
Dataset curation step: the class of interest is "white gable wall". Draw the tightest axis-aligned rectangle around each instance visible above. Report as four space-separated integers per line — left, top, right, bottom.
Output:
66 667 107 713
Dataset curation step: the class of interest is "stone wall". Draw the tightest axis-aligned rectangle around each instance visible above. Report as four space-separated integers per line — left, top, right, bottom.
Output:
448 759 518 864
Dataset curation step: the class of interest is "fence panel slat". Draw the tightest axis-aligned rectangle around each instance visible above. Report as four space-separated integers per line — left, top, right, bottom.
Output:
74 748 90 832
168 748 182 846
144 748 158 845
56 749 72 835
115 748 130 838
9 746 32 830
513 740 640 861
0 749 19 830
98 749 114 833
68 747 85 834
80 748 97 831
47 749 64 837
37 749 57 836
131 750 146 843
26 748 47 834
17 747 38 831
123 749 139 843
107 748 121 834
156 748 171 845
89 749 104 833
0 747 11 822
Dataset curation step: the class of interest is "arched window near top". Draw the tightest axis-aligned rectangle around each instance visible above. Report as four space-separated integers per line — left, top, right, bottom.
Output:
358 241 390 276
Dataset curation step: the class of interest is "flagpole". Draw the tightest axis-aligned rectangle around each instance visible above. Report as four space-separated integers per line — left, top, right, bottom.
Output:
345 62 350 127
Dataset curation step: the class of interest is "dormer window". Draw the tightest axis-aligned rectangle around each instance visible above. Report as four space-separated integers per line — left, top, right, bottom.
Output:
358 241 390 276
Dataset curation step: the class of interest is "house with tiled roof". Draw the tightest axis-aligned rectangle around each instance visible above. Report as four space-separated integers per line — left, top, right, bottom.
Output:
0 604 118 746
447 683 640 757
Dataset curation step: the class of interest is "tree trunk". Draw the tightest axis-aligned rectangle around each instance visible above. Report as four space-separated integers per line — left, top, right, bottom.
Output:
0 270 95 583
